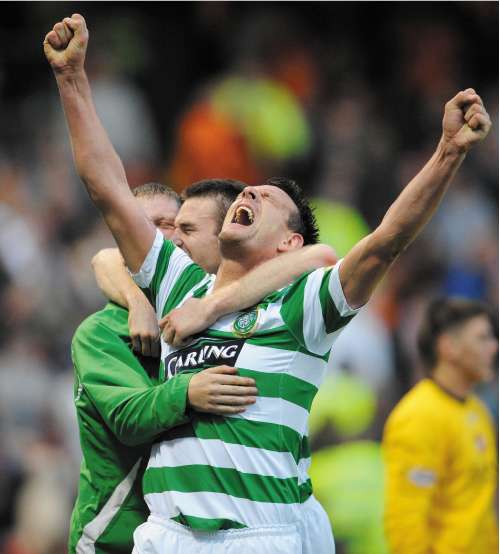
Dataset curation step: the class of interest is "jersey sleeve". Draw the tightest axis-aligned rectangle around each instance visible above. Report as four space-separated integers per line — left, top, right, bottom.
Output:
382 407 446 554
130 229 208 317
280 259 361 356
72 316 194 447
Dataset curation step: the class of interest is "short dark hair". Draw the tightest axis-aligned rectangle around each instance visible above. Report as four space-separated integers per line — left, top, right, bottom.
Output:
262 177 319 245
418 297 493 370
182 179 246 231
132 182 181 206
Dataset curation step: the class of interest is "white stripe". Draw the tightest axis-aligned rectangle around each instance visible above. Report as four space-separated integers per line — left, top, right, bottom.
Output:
328 259 362 317
156 247 196 316
130 229 164 288
145 490 301 528
302 268 333 355
76 457 142 554
302 266 357 356
297 457 311 485
147 437 298 480
229 396 309 437
236 343 327 389
160 274 214 361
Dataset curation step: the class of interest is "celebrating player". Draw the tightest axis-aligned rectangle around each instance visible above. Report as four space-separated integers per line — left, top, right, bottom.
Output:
383 298 498 554
69 182 261 553
91 178 341 553
44 13 491 554
71 176 339 554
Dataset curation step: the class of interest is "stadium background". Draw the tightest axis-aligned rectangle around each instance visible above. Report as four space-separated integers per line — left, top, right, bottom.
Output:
0 2 497 553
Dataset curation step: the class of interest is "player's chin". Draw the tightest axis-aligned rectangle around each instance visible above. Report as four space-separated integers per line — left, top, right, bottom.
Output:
480 366 495 383
473 364 495 383
219 222 254 242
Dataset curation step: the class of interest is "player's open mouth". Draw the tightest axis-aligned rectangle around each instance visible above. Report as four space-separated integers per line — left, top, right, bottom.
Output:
231 206 255 226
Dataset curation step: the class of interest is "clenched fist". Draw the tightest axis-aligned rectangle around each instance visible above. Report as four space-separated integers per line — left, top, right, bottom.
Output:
43 13 89 74
442 88 491 153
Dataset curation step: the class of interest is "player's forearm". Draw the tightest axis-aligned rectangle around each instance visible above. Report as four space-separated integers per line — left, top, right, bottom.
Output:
209 244 337 317
87 373 193 446
54 69 155 271
374 138 465 259
55 70 129 207
340 140 465 308
92 248 140 308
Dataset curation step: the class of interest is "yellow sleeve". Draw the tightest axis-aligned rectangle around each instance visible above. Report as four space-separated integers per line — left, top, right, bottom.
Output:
382 407 446 554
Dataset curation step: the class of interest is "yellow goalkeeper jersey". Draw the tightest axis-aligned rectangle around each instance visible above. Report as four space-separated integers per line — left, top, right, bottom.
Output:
383 378 498 554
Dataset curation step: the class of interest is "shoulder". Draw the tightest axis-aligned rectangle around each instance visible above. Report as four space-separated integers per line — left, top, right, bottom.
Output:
384 380 445 437
469 394 496 427
72 303 129 346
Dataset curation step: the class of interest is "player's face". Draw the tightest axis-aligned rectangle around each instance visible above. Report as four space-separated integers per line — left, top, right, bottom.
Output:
172 197 221 274
137 195 179 240
219 185 302 258
451 315 498 383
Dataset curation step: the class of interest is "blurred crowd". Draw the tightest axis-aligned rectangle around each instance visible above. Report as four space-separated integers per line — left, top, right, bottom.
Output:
0 3 497 553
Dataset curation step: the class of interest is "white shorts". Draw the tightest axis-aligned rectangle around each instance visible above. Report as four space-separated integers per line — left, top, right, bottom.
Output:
298 495 335 554
132 495 335 554
132 515 302 554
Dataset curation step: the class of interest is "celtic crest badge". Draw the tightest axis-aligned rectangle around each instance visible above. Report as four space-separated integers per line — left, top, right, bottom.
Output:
233 309 260 337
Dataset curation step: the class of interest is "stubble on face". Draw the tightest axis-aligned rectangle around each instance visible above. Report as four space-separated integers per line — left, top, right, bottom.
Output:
174 197 222 273
219 185 298 261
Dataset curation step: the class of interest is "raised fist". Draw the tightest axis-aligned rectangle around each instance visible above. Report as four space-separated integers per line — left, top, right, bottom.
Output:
43 13 88 74
442 88 491 153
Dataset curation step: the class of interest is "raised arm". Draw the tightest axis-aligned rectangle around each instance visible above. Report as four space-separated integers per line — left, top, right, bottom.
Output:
161 243 337 346
44 14 154 271
339 89 491 308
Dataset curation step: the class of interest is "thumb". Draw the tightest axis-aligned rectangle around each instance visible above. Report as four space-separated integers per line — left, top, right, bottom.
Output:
158 316 168 330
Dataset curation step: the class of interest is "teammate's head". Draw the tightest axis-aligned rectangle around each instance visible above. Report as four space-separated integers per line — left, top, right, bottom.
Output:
418 298 498 383
219 177 319 263
173 179 246 273
132 182 180 240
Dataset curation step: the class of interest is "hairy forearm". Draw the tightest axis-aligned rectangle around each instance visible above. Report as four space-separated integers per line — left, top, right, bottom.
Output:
92 248 143 308
376 139 465 258
209 244 337 317
340 140 465 308
53 69 155 271
55 70 128 206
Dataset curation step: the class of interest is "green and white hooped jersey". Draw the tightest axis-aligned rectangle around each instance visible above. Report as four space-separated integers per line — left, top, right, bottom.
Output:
132 230 360 532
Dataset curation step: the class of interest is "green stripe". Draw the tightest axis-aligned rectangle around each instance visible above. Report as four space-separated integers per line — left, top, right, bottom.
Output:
200 327 302 353
172 514 246 531
247 328 301 351
161 264 207 317
299 478 313 502
167 418 303 463
143 465 300 504
301 436 311 459
319 268 354 333
280 276 307 347
237 369 317 411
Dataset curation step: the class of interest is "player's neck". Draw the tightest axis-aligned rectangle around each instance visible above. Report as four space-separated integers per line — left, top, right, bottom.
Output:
214 259 253 290
431 362 474 400
214 256 263 290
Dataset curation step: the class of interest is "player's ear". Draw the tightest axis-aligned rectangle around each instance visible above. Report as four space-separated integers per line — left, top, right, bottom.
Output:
436 333 456 363
277 233 303 253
